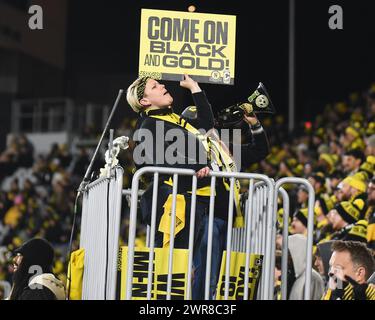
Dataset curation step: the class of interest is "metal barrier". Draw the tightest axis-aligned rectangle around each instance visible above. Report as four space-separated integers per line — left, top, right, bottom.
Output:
78 166 315 300
274 178 315 300
0 280 11 299
80 166 123 300
126 166 275 300
278 187 290 301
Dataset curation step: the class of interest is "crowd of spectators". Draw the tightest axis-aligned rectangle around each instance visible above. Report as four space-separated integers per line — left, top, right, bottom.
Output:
0 82 375 300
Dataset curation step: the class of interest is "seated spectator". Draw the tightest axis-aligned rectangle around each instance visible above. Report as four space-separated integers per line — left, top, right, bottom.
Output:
8 238 65 300
322 240 375 300
287 234 325 300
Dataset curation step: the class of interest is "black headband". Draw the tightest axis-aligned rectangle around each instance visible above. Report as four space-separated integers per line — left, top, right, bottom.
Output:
136 77 151 100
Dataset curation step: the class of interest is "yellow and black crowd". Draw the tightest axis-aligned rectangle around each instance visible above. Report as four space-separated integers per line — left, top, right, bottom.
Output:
1 82 375 300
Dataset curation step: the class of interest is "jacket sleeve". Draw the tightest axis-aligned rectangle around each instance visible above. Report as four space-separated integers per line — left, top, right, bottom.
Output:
18 286 57 300
230 126 270 168
184 91 215 131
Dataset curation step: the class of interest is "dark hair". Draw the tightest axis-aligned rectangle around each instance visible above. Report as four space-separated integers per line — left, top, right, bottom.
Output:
309 172 325 185
344 149 365 164
330 170 345 180
331 240 375 280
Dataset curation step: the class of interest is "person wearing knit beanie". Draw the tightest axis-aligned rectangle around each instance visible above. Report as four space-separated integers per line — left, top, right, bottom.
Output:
343 220 368 243
345 127 366 151
359 159 374 180
291 208 317 236
327 201 363 242
319 153 338 175
337 173 367 215
8 238 65 300
308 172 326 198
366 178 375 250
334 201 361 225
315 194 335 243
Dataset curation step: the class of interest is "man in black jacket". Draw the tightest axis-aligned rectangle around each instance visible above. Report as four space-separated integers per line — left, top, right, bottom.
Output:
8 238 65 300
182 107 269 299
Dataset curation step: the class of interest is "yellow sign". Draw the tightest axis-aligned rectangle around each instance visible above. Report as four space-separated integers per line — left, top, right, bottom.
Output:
139 9 236 85
216 251 263 300
119 246 189 300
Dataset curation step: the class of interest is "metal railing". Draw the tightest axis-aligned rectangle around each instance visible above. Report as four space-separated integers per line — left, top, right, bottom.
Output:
79 166 123 300
125 166 275 300
78 166 315 300
274 177 315 300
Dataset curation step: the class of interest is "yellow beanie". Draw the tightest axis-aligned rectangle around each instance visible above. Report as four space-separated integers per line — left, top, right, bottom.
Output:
342 175 367 193
367 155 375 166
346 220 368 243
319 153 338 173
346 127 360 139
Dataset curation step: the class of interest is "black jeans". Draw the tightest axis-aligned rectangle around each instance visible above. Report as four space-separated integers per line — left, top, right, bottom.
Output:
140 183 208 249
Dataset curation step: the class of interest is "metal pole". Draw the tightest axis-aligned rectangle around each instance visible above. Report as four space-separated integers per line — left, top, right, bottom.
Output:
147 173 159 300
166 174 179 300
279 188 290 300
186 175 197 300
274 177 315 300
262 180 275 300
288 0 295 133
205 176 216 300
224 178 235 300
244 179 254 300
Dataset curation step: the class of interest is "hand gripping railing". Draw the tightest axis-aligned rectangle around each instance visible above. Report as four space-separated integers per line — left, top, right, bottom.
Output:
274 178 315 300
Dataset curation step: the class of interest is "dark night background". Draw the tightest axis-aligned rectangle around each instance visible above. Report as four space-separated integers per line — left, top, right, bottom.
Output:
1 0 375 140
64 0 375 126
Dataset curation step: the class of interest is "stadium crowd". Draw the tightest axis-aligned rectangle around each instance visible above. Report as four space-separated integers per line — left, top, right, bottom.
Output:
0 82 375 300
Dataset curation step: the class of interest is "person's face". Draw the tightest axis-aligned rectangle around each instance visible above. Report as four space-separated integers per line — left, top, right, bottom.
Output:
368 182 375 205
365 144 375 157
327 209 347 230
12 253 23 273
304 163 312 176
339 182 352 200
314 255 325 276
291 217 307 235
329 251 366 285
308 177 322 192
297 189 308 204
140 79 173 109
342 155 360 173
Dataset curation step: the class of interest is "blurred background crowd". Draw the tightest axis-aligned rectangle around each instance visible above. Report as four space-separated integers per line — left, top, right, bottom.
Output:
0 80 374 299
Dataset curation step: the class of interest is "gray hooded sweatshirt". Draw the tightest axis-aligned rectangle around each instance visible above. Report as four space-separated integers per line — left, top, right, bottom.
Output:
288 234 325 300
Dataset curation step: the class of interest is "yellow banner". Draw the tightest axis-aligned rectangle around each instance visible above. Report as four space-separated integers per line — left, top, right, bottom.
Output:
139 9 236 85
215 251 263 300
119 246 189 300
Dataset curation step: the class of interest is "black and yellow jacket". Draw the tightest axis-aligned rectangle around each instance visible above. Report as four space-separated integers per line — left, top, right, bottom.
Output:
367 208 375 250
133 91 214 194
322 282 375 300
350 192 368 220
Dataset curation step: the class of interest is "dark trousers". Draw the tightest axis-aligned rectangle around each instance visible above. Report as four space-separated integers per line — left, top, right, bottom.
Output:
140 183 208 249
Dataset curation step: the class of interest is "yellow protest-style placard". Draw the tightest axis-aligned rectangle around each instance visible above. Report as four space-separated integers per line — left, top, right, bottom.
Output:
215 251 263 300
118 246 189 300
139 9 236 85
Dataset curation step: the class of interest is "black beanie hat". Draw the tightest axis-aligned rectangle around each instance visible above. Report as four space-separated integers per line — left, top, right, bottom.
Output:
15 238 54 272
293 208 308 228
334 201 360 225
